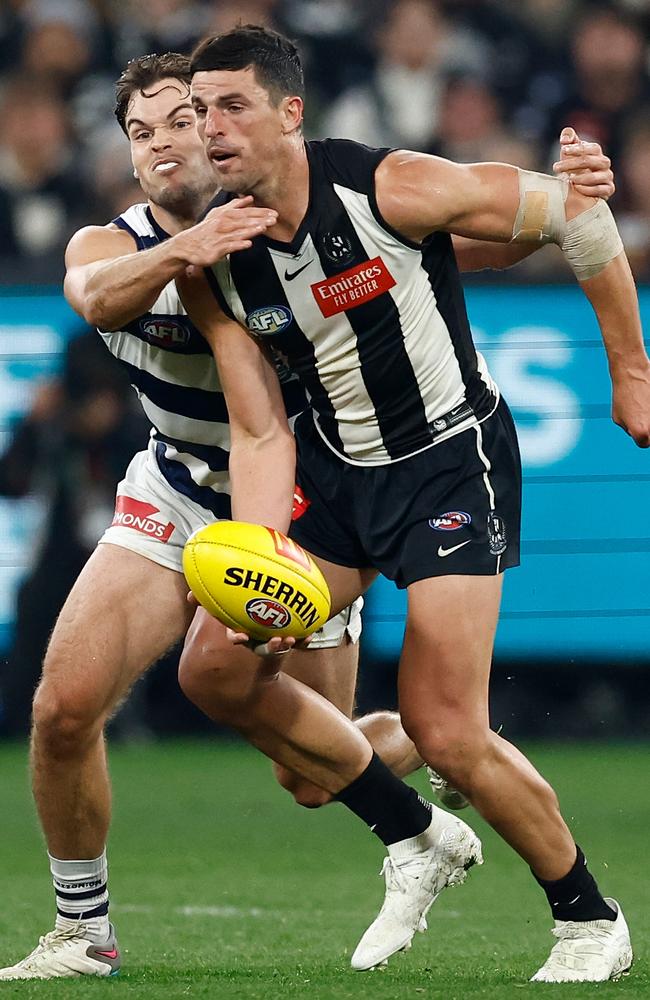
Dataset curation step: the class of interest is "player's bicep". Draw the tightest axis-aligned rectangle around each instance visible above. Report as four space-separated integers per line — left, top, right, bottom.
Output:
216 322 289 441
376 152 563 245
177 269 289 440
63 226 136 315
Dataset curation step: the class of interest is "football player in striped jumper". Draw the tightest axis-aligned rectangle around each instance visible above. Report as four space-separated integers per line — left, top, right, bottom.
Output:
0 51 479 982
177 26 646 983
0 52 613 981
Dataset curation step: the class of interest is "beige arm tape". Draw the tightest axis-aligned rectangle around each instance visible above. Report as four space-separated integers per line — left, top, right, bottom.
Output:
560 200 624 281
512 170 568 243
512 169 624 280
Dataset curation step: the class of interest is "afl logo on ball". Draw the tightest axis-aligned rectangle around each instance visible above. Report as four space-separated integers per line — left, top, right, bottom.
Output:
245 598 291 629
246 305 293 336
429 511 472 532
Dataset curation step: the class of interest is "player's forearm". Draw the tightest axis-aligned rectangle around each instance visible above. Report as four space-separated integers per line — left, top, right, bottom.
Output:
229 433 296 532
581 254 648 372
71 238 191 330
581 253 650 447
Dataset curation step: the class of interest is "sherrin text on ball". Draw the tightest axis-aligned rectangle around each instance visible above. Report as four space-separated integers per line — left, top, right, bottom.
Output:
183 520 331 641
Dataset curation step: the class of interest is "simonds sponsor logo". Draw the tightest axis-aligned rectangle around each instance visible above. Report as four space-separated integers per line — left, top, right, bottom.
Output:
224 567 320 629
112 496 175 542
311 256 396 317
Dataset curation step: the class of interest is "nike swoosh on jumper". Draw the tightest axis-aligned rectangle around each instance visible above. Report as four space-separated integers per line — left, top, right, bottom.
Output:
437 540 471 558
285 260 313 281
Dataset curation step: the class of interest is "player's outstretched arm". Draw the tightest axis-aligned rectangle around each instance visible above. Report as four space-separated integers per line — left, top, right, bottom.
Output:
451 128 614 273
64 198 277 331
580 255 650 446
177 269 296 529
376 152 650 448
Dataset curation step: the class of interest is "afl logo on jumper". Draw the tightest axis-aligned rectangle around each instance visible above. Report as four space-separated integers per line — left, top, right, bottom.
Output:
312 257 396 318
140 318 190 347
246 305 293 336
246 598 291 629
429 511 472 532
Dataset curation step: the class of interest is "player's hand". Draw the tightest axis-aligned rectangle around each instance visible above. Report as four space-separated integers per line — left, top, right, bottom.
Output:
553 127 614 200
226 628 312 657
611 361 650 447
173 196 277 267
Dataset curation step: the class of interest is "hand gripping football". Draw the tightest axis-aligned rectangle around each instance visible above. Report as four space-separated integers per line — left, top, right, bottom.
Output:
183 521 331 641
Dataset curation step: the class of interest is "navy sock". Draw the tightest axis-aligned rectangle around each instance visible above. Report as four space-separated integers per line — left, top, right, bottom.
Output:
533 845 616 922
334 752 432 846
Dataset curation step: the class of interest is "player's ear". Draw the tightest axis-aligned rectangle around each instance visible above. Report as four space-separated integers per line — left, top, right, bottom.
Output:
280 95 303 135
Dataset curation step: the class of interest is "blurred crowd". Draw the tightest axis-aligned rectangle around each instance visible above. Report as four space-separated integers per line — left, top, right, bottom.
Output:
1 0 650 283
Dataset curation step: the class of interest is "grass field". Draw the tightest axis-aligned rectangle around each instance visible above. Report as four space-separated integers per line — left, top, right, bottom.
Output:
0 740 647 999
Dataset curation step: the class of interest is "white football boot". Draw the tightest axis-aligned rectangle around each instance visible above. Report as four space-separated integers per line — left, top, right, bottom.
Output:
426 766 469 810
531 898 632 983
0 923 120 980
351 810 483 971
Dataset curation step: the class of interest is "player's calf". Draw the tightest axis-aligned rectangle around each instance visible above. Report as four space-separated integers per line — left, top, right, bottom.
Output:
273 762 333 808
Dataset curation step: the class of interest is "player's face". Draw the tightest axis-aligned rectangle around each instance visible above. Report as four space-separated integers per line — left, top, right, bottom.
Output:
191 68 302 195
126 78 217 213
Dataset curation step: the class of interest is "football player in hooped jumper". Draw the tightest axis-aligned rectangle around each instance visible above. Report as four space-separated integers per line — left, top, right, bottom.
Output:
177 25 646 984
0 51 616 982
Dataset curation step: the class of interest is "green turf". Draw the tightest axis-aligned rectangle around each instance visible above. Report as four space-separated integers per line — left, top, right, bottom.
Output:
0 741 647 999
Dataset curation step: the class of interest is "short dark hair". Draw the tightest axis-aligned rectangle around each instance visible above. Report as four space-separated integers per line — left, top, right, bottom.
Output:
190 25 304 104
114 52 192 134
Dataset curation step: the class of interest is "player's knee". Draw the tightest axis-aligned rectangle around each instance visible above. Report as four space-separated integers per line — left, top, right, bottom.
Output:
273 763 332 808
403 714 488 787
32 680 104 757
178 633 257 720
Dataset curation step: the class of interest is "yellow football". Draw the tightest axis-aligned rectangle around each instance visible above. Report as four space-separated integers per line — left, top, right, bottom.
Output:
182 520 331 641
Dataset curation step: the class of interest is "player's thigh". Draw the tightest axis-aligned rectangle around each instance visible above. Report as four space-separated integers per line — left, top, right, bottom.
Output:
399 573 503 733
309 556 376 616
42 543 193 715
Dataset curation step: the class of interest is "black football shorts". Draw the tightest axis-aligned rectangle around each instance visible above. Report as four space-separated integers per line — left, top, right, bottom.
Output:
289 399 521 589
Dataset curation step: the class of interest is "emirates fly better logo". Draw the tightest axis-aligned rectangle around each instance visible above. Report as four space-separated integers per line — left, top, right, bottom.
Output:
311 257 396 317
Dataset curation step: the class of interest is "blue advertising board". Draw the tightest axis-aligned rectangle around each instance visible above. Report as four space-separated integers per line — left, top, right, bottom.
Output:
0 290 82 649
365 286 650 662
0 286 649 659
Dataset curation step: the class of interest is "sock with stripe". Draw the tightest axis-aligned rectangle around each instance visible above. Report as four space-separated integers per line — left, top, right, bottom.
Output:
49 850 111 943
533 845 616 922
334 752 435 847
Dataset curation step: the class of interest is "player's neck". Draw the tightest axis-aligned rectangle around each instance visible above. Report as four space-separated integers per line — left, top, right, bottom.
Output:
147 195 213 236
251 142 309 243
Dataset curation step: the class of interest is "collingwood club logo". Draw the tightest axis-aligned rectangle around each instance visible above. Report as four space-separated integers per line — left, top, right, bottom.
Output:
322 232 353 264
487 512 507 555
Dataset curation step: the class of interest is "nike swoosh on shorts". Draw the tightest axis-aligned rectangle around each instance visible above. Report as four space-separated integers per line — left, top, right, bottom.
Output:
437 540 471 558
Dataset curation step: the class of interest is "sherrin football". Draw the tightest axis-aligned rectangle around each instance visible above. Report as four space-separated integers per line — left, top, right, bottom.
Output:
182 520 331 641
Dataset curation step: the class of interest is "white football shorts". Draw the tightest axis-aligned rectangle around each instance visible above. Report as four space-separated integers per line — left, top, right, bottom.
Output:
99 446 362 648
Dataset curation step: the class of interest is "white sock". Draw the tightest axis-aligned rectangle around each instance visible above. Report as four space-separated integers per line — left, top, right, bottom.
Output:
388 803 451 858
49 850 110 943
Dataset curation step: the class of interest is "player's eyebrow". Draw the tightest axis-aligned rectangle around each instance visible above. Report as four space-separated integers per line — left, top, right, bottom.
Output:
191 91 249 106
126 102 194 131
